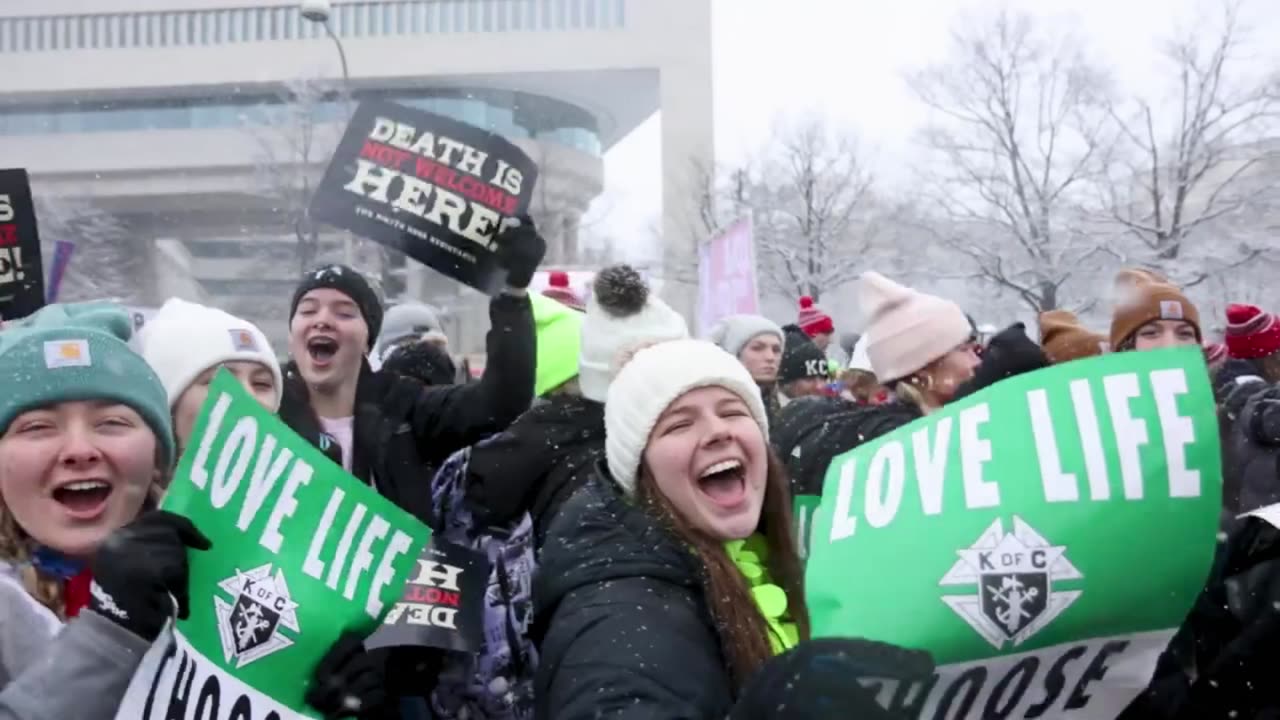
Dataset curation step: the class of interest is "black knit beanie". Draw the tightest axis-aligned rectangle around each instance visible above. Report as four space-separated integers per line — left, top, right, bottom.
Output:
290 264 384 350
779 324 829 385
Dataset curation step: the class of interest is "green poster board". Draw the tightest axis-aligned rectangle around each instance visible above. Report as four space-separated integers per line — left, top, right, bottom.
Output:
805 348 1221 718
115 370 432 719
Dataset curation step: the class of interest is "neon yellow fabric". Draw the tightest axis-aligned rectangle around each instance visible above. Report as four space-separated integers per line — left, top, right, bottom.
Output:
726 534 800 654
529 293 585 397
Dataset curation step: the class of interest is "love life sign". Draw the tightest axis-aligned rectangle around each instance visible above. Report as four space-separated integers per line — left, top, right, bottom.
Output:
114 370 432 720
805 347 1221 719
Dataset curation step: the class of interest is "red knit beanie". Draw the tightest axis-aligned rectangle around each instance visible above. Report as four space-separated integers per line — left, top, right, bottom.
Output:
797 296 834 337
1225 303 1280 359
541 270 585 312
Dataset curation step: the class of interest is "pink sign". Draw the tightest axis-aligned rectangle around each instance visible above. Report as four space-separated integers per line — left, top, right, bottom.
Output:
697 217 760 336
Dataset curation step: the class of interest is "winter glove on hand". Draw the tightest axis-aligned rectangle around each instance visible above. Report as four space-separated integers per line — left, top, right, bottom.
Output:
494 215 546 290
89 510 212 641
305 631 387 720
954 323 1047 401
727 638 935 720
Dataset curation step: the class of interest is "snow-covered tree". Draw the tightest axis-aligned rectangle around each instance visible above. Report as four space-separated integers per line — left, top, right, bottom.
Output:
35 197 141 304
1102 0 1279 286
695 118 890 303
244 75 349 276
908 10 1117 314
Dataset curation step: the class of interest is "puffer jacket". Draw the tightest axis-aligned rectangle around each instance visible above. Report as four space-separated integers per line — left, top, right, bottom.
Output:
533 467 733 719
1215 363 1280 517
279 292 536 525
465 394 606 547
772 397 922 497
1120 510 1280 719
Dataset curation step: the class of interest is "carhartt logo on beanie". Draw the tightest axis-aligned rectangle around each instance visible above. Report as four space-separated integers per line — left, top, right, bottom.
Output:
290 264 384 350
857 271 971 383
138 298 283 411
797 296 833 337
1108 268 1200 349
0 302 175 466
1225 303 1280 360
578 264 689 403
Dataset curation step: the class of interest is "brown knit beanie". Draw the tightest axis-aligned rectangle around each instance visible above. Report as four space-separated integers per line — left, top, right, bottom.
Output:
1109 268 1201 350
1039 310 1108 364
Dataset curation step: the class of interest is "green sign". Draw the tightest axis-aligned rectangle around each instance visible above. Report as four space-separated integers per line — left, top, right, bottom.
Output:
805 348 1221 718
793 494 820 561
115 370 432 720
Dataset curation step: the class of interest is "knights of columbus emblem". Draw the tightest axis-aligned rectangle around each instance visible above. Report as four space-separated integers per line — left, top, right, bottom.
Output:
939 516 1083 650
213 564 301 668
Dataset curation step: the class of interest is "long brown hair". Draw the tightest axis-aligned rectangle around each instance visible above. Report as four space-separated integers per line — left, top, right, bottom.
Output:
636 449 810 690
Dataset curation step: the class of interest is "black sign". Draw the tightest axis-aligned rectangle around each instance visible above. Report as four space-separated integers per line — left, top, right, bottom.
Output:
310 101 540 295
366 537 488 653
0 169 44 321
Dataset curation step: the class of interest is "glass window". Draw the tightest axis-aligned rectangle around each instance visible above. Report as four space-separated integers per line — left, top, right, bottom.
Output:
253 8 267 40
351 4 365 36
411 2 425 33
280 8 295 40
570 0 581 28
615 0 625 27
585 0 597 27
481 1 493 31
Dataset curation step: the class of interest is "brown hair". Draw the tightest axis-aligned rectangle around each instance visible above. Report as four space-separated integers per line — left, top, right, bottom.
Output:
839 368 882 404
636 450 810 690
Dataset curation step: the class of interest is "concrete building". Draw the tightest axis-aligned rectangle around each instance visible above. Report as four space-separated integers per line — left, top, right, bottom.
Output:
0 0 713 348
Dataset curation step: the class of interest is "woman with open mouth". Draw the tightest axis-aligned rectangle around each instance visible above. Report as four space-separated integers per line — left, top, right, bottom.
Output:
534 338 812 718
0 302 211 708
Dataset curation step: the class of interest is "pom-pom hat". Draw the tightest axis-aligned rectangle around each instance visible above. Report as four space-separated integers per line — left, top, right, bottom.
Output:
605 339 769 495
541 270 585 311
578 264 689 403
797 296 834 337
1225 303 1280 360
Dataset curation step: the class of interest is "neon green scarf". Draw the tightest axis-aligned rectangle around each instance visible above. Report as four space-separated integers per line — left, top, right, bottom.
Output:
725 534 799 654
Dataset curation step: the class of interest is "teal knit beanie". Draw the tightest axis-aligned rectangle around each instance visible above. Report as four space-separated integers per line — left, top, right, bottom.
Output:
0 302 176 467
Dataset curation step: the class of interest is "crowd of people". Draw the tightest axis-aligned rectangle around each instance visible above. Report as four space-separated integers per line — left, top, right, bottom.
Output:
0 216 1278 719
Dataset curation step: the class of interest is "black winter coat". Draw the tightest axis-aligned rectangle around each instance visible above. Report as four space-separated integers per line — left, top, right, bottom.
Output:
533 467 734 720
279 292 535 526
1121 513 1280 719
1216 371 1280 516
772 397 922 496
464 393 606 546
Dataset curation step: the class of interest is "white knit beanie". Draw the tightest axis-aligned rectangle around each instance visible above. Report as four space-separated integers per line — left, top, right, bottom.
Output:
605 339 769 495
706 314 785 359
138 298 283 410
857 271 971 382
579 265 689 403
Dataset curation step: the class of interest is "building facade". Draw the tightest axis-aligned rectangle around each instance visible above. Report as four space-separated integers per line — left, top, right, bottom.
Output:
0 0 713 348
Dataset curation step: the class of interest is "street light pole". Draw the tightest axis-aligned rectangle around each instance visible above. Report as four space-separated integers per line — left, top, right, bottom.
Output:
300 0 356 266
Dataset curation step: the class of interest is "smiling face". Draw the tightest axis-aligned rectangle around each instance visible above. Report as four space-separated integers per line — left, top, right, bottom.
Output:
641 386 767 541
173 361 278 447
1132 319 1199 351
0 401 157 558
738 333 782 384
288 288 369 391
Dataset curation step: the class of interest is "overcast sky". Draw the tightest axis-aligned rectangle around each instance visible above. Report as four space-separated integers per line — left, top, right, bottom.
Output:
590 0 1280 261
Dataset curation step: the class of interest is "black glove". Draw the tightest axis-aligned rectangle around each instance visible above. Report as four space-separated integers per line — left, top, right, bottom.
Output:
494 215 546 290
89 510 212 641
305 631 387 720
954 323 1047 400
728 638 935 720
